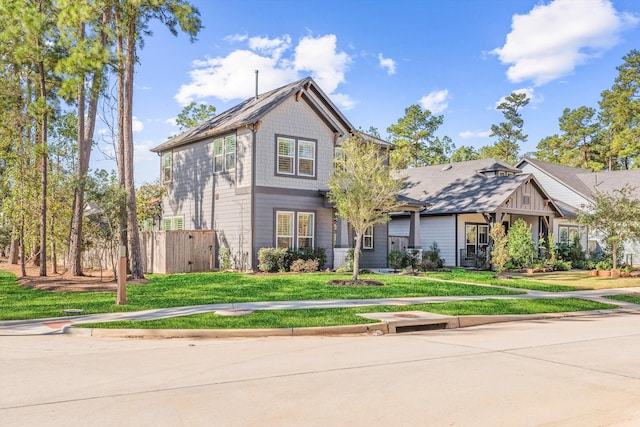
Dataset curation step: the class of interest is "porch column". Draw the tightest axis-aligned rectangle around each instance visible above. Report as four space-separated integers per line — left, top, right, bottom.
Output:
335 216 350 248
408 211 422 250
333 216 350 269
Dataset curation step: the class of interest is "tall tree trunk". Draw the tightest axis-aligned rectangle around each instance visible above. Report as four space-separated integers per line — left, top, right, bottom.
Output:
68 13 109 276
124 12 143 279
35 40 48 276
114 5 128 275
68 44 86 276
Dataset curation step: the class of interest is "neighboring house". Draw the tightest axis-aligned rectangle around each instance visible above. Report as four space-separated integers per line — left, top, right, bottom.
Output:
150 77 401 271
390 159 563 267
517 158 640 265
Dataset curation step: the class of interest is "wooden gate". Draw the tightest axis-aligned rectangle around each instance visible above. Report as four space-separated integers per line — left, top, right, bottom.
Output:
140 230 216 274
388 236 409 253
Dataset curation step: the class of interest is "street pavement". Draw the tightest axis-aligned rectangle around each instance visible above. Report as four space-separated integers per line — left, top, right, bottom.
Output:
1 312 639 426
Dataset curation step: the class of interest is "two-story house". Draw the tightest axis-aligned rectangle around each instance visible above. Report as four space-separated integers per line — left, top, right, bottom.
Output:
150 77 400 271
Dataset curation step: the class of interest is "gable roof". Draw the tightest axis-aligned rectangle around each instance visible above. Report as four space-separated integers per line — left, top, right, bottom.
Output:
151 77 354 153
398 158 561 216
517 158 640 201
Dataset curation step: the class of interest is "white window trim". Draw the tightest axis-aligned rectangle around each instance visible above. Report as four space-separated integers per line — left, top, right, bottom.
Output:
276 135 317 178
162 152 172 183
213 135 236 173
363 225 374 250
275 210 315 249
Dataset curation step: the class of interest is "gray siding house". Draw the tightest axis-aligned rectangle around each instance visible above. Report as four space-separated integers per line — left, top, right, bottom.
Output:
151 77 395 270
517 158 640 265
391 159 563 267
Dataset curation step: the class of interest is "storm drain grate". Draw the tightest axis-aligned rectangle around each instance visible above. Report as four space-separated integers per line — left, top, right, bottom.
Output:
394 323 448 333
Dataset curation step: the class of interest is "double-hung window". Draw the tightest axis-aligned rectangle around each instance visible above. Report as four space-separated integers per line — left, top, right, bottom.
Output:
363 226 374 250
213 135 236 173
276 136 316 177
276 211 315 249
162 152 172 183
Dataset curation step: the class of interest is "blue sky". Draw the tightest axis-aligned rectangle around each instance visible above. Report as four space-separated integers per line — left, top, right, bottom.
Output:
97 0 640 184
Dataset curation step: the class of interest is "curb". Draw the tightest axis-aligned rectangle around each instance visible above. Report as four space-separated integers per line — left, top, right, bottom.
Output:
63 308 639 339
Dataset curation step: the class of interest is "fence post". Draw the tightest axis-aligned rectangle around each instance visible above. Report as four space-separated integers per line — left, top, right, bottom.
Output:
117 245 127 305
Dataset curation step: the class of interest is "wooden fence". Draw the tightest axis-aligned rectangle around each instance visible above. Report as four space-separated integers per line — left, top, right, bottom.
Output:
140 230 216 274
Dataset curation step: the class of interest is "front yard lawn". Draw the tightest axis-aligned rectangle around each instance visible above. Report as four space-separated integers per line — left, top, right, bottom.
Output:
426 269 640 291
0 271 523 320
605 293 640 305
78 298 618 330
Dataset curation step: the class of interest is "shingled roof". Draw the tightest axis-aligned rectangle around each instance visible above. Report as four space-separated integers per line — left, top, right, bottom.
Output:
151 77 354 153
519 158 640 200
398 158 559 215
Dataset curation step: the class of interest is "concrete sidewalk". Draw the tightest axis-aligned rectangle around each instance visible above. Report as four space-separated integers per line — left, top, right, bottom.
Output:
1 286 639 337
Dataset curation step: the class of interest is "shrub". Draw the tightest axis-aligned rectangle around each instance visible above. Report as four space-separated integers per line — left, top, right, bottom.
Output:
293 247 327 269
421 242 444 271
595 260 612 271
257 247 288 272
508 219 536 268
388 250 408 271
552 260 572 271
218 246 232 271
290 258 320 273
490 223 509 275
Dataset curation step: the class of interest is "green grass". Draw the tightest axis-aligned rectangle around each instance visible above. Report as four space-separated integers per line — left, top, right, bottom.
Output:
426 269 579 292
605 293 640 305
0 270 523 320
78 298 617 329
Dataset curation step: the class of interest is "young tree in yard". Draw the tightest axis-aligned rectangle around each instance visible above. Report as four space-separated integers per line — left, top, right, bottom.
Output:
489 223 508 276
507 218 536 269
577 185 640 269
481 92 529 164
328 135 403 281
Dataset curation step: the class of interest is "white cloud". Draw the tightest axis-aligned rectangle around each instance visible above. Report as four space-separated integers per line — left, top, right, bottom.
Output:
491 0 639 85
378 53 396 75
459 129 491 139
134 139 158 164
494 87 544 109
175 33 353 110
132 116 144 132
419 89 450 114
165 118 177 127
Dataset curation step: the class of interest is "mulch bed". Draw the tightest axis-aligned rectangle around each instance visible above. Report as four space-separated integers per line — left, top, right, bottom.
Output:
328 279 384 287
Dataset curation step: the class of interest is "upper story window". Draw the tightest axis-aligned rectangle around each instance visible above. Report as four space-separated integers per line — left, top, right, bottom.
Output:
162 152 172 183
276 135 316 178
214 135 236 173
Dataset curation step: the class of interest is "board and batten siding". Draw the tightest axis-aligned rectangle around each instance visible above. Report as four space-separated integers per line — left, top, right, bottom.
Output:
254 96 339 191
254 191 334 269
519 162 591 208
360 223 389 269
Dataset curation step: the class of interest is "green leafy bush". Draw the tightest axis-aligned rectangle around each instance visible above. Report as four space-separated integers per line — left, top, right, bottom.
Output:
507 219 536 268
421 242 444 271
388 250 408 271
290 258 320 273
218 246 232 271
258 247 288 272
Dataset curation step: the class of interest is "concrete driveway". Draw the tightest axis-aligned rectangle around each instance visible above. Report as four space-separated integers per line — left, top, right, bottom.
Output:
1 312 639 426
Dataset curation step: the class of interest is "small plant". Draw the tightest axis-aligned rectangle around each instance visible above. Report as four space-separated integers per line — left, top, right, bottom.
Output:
595 260 612 271
218 246 232 271
552 260 572 271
